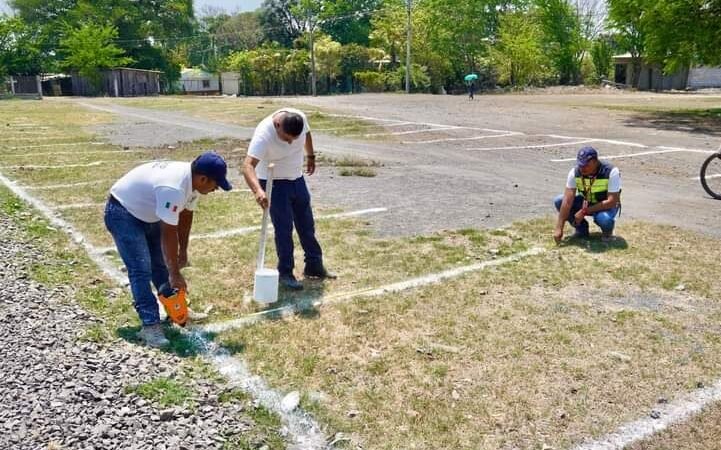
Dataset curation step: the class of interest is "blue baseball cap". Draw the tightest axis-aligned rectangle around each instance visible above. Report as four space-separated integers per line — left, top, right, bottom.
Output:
192 151 232 191
576 146 598 168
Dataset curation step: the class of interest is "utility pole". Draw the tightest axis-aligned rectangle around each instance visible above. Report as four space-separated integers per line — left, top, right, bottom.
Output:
405 0 412 94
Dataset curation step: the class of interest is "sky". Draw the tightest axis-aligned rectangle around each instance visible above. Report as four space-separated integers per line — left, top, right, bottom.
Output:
0 0 264 15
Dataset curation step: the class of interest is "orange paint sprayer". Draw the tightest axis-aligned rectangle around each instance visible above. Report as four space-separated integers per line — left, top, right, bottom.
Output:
158 284 189 327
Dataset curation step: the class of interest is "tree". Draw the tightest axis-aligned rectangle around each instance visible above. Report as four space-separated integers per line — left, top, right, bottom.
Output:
490 10 551 87
606 0 645 87
319 0 382 45
0 15 50 75
259 0 304 46
59 23 133 85
536 0 585 84
590 36 614 82
639 0 721 74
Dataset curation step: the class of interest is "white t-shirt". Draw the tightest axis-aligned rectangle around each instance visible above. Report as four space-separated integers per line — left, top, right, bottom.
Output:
247 108 310 180
566 166 622 192
110 161 200 225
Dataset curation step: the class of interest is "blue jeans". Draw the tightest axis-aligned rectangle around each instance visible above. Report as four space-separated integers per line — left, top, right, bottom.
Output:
260 177 323 276
554 194 618 235
104 197 168 326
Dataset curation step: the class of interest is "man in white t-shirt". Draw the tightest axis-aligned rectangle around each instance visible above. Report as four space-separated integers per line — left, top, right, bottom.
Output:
554 146 621 243
242 108 336 290
104 152 232 347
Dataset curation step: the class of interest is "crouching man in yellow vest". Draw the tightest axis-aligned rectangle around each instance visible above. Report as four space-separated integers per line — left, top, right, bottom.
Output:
553 146 621 243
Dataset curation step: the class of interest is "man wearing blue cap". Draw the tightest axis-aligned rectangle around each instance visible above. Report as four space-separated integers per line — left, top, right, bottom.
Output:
553 146 621 244
104 151 232 347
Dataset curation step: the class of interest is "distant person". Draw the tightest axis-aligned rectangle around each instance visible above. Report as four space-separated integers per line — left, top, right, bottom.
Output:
553 146 621 243
468 81 475 100
105 152 232 347
242 108 336 290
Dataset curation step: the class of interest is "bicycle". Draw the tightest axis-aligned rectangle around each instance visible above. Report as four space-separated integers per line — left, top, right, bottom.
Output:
700 147 721 199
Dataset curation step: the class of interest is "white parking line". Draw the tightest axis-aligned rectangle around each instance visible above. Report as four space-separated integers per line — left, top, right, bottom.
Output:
573 378 721 450
26 180 111 190
314 121 414 132
1 160 150 169
469 140 596 151
0 142 106 150
96 207 388 253
544 135 648 148
359 126 460 137
406 132 519 145
551 148 715 162
199 248 544 333
53 202 104 210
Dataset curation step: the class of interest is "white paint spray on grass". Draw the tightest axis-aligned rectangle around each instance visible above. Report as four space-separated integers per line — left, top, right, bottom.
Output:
573 378 721 450
200 247 545 334
0 170 328 450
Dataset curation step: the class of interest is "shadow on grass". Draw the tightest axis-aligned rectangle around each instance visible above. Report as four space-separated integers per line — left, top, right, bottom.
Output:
117 323 207 357
623 109 721 136
559 233 629 253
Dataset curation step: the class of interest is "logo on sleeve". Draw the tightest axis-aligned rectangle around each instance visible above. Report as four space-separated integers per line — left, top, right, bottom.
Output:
165 202 178 212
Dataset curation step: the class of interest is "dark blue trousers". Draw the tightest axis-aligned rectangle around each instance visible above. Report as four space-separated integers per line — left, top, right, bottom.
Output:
260 177 323 276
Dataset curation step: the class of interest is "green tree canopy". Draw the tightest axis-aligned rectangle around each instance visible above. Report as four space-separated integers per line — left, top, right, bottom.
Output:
59 23 133 84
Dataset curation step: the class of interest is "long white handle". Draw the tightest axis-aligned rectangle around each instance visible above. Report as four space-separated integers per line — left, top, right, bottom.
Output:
256 164 275 271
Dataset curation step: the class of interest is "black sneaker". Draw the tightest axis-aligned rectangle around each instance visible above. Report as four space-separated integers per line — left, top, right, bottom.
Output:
303 266 338 279
279 274 303 290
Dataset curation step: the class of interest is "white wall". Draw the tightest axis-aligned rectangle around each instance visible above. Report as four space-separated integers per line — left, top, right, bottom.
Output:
688 67 721 89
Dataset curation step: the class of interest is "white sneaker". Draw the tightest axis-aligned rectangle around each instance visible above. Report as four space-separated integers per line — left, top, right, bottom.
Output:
137 324 170 348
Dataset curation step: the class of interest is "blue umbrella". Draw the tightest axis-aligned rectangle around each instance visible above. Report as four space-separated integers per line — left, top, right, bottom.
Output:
464 73 478 82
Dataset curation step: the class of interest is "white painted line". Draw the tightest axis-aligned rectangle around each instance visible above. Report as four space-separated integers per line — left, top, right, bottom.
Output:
314 121 414 132
1 161 106 169
691 173 721 181
469 140 596 151
0 160 150 169
189 333 327 449
53 202 104 210
0 166 328 450
0 142 105 150
200 247 545 333
551 148 716 162
361 126 460 137
25 180 110 190
544 135 648 148
0 172 126 285
4 149 147 157
657 145 717 154
322 113 515 134
406 132 518 145
1 135 77 141
182 207 388 241
97 207 389 253
573 378 721 450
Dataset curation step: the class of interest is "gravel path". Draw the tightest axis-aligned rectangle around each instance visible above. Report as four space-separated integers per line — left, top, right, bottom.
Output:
0 213 273 450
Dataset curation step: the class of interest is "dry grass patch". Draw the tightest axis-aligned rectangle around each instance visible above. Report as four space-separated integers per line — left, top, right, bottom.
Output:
212 220 721 449
185 219 527 320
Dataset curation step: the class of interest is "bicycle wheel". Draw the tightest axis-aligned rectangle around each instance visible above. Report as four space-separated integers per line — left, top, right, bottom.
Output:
700 152 721 199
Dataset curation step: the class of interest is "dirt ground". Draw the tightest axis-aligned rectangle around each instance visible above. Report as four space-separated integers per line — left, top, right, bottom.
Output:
72 92 721 239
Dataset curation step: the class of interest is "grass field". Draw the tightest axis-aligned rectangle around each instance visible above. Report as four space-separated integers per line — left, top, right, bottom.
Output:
2 97 721 449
